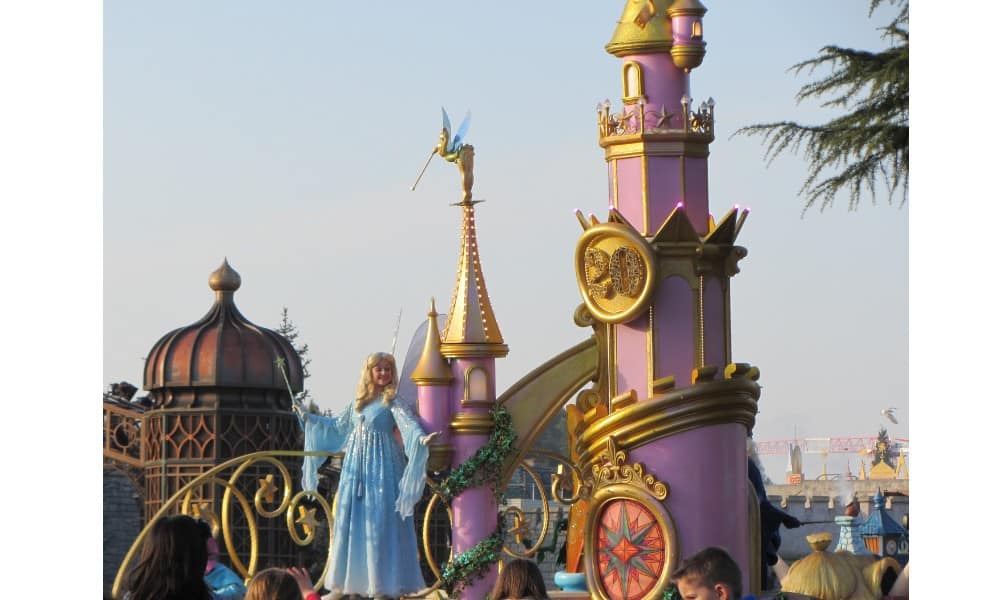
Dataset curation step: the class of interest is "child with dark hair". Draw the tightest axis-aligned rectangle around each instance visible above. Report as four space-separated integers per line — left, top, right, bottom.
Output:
490 559 550 600
125 514 214 600
244 567 318 600
670 547 751 600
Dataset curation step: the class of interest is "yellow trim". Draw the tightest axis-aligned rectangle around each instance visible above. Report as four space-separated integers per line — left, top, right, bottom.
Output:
601 132 713 161
647 305 654 399
609 323 618 401
641 154 649 234
450 411 496 435
612 159 619 208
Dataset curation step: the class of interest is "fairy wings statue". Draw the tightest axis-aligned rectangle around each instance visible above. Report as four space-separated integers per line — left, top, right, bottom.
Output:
411 108 475 202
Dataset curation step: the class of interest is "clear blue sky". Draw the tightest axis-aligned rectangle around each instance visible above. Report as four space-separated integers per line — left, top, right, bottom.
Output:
103 1 908 478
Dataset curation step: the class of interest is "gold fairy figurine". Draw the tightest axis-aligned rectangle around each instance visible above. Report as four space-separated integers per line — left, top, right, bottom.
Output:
411 108 475 202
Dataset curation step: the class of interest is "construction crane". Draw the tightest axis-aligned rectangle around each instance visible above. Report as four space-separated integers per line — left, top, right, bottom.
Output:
754 436 909 456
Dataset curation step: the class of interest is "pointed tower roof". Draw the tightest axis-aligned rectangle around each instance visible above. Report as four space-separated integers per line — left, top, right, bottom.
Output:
411 298 454 385
440 201 508 358
860 489 907 537
606 0 673 57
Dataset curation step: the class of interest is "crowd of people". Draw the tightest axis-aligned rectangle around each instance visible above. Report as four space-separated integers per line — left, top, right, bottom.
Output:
118 513 754 600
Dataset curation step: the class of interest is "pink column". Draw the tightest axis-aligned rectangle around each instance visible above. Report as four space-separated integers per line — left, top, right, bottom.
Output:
449 357 498 599
631 424 751 594
418 385 452 446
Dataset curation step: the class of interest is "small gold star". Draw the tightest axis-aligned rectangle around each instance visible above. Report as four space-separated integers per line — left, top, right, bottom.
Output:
507 518 533 542
295 505 320 535
258 474 278 504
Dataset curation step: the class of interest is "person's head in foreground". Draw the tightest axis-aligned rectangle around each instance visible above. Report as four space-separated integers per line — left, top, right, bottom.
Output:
245 567 316 600
126 514 213 600
670 546 743 600
491 558 550 599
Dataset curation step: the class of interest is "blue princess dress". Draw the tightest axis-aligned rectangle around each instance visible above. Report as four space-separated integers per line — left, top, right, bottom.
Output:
298 399 430 598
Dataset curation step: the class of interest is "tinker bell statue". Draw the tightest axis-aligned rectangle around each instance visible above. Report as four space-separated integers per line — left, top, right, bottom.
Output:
288 350 439 599
411 108 475 201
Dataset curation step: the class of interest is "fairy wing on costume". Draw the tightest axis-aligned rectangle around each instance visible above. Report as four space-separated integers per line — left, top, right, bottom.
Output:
395 318 429 415
451 110 471 152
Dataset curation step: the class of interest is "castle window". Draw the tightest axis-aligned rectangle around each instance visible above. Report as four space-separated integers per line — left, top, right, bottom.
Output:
622 61 644 104
691 20 703 39
464 366 490 406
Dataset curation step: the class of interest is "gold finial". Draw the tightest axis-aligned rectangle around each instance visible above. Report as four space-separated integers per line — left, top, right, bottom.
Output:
411 298 454 385
208 258 241 293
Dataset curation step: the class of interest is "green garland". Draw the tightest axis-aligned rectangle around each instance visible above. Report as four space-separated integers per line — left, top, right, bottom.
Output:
438 522 505 595
438 405 517 503
435 405 518 593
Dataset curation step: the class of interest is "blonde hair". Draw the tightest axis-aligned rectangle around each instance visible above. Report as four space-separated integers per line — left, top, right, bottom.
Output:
354 352 398 412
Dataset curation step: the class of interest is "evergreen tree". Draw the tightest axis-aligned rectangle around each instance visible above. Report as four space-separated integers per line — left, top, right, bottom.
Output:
735 0 908 213
276 307 316 411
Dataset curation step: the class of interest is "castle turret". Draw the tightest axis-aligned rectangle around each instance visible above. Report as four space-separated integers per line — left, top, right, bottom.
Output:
442 197 508 599
411 298 455 471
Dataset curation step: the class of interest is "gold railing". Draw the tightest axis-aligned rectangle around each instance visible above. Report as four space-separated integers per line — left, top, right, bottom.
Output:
596 96 715 140
114 449 584 599
103 401 144 468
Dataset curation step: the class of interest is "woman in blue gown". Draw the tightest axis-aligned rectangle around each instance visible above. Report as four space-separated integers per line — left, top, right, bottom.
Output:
295 352 437 599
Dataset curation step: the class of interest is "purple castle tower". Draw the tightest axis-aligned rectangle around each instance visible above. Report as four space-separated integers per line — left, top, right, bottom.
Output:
412 198 508 600
571 2 762 597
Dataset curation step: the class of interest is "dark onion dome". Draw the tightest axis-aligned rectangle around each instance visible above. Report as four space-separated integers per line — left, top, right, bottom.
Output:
143 259 303 403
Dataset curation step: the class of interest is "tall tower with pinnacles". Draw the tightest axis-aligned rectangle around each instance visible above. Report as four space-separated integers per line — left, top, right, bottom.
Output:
571 1 762 597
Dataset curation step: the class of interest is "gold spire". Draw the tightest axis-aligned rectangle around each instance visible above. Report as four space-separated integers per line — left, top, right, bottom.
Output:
441 201 508 358
606 0 673 57
411 298 454 385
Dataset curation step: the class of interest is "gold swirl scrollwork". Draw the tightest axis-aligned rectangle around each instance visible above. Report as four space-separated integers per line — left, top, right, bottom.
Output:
528 449 588 505
501 461 550 559
112 450 339 599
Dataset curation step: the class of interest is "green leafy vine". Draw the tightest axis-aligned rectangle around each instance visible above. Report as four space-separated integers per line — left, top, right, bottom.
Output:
434 405 517 593
438 405 517 503
438 523 505 595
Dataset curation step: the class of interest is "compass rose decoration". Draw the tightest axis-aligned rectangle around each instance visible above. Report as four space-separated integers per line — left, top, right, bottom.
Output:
583 437 677 600
597 498 666 599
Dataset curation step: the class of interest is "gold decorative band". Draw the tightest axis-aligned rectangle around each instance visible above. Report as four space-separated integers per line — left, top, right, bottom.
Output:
600 133 712 161
427 443 455 472
577 376 759 466
440 342 510 359
412 375 455 386
449 411 496 435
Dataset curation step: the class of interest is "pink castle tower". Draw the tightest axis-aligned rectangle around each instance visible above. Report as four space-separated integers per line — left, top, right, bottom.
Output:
412 198 508 599
572 2 763 597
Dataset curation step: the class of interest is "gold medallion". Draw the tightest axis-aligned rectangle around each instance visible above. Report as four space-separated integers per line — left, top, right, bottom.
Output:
575 223 655 323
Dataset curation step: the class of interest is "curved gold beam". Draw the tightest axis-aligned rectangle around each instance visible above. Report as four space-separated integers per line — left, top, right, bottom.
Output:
497 337 598 484
577 376 760 466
